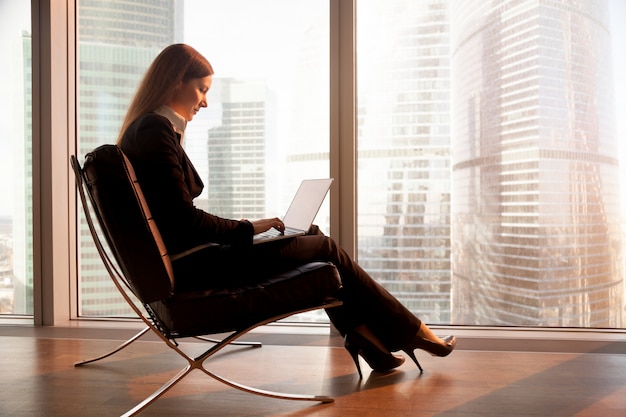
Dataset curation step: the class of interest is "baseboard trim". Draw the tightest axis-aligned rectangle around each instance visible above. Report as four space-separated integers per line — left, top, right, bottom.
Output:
1 322 624 354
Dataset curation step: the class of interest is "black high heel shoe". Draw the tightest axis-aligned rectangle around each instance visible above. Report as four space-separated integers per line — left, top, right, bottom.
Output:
344 331 405 379
402 335 456 373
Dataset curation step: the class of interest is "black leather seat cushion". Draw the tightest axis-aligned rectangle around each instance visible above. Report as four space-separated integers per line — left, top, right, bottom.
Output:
150 261 341 338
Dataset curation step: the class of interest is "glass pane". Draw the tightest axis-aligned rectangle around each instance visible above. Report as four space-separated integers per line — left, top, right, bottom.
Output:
77 0 329 319
357 0 452 324
0 1 32 316
77 0 172 316
357 0 625 328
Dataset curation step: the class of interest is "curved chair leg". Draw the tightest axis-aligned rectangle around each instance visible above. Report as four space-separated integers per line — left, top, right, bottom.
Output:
74 326 151 367
193 335 262 347
121 345 333 417
122 364 194 417
199 366 335 404
74 326 261 368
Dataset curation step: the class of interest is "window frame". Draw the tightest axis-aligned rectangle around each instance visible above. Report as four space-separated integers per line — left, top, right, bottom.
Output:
24 0 626 336
30 0 76 325
33 0 362 325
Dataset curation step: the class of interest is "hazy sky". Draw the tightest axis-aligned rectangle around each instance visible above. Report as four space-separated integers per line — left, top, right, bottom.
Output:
183 0 323 101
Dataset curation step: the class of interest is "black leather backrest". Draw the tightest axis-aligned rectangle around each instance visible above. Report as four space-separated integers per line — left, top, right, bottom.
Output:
82 144 174 303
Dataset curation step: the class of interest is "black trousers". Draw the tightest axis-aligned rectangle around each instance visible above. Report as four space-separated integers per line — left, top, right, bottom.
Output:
174 227 422 352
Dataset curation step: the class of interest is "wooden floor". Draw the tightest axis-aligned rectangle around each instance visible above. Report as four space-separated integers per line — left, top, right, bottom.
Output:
0 326 625 417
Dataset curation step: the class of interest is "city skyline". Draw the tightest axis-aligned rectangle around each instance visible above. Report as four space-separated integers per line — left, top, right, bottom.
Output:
1 0 625 327
0 0 624 217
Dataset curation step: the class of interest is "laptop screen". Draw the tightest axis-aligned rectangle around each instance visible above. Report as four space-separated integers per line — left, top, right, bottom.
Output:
282 178 333 231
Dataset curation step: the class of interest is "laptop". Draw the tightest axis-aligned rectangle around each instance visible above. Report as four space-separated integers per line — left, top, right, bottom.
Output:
253 178 333 244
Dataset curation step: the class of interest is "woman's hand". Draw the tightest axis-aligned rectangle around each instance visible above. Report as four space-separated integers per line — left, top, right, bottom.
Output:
250 217 285 235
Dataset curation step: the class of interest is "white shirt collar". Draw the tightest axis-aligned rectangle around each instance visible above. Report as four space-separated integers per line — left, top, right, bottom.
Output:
155 105 187 143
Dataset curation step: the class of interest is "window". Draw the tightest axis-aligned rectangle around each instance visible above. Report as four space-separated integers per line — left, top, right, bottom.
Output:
357 0 625 327
76 0 329 319
74 0 626 329
0 1 32 316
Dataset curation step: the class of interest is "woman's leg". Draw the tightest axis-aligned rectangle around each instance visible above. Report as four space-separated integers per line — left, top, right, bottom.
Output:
178 233 444 354
264 233 422 352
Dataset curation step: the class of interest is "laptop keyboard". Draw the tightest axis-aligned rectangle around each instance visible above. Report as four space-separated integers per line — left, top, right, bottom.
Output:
254 227 300 239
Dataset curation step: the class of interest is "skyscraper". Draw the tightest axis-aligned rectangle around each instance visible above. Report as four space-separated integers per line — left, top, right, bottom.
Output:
451 0 622 326
78 0 182 315
357 0 452 323
11 31 33 315
205 78 275 221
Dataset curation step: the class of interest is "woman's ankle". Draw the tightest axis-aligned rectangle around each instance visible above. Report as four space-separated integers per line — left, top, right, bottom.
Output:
416 324 445 345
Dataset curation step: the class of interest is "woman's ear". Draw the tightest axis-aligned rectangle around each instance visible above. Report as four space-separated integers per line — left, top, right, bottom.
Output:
172 81 183 92
166 81 184 107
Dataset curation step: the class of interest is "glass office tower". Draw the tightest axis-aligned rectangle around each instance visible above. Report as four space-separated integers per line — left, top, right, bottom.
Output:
0 3 31 316
13 33 33 314
78 0 182 315
357 1 452 323
206 78 274 221
451 0 622 326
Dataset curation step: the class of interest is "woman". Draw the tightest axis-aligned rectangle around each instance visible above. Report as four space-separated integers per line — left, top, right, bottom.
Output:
117 43 455 378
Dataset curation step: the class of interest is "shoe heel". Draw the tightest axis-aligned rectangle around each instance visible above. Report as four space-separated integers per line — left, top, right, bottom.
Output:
402 349 424 373
344 337 364 379
344 332 404 378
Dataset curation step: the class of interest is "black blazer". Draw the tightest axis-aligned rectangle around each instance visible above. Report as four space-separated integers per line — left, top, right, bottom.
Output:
119 113 254 256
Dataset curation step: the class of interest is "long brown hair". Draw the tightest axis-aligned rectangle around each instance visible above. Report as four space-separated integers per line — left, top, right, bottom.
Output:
116 44 214 144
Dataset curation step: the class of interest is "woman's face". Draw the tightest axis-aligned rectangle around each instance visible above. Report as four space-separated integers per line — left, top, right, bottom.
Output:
167 75 212 121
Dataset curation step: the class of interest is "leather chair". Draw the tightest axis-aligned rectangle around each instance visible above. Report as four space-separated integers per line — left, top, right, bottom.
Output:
71 144 342 416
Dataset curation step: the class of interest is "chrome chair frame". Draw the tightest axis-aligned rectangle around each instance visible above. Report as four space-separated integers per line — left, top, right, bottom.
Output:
71 152 341 416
